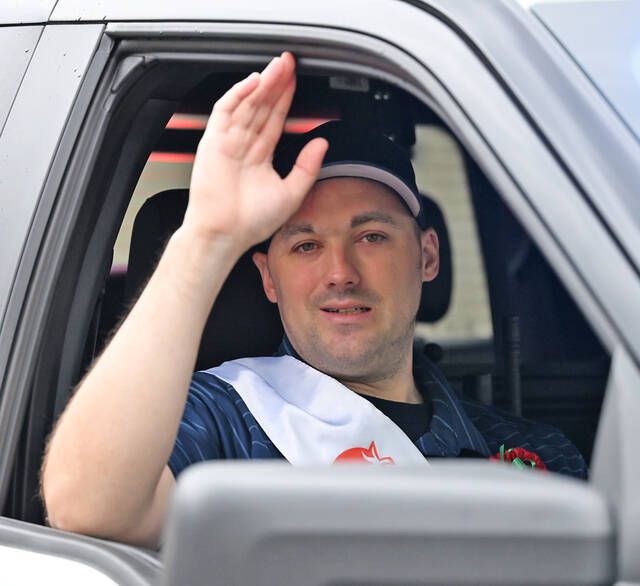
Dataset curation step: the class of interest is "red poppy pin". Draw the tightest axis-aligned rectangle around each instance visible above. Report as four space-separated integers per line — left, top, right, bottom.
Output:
490 444 547 471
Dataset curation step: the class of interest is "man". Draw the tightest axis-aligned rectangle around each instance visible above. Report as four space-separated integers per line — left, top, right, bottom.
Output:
41 52 585 549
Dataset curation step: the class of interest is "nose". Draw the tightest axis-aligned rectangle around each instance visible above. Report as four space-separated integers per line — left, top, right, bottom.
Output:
323 243 361 291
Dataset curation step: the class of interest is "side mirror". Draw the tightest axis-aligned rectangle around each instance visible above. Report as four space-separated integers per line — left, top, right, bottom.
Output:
161 462 614 586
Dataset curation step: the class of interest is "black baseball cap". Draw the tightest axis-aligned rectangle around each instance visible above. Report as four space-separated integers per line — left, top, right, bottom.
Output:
273 120 427 229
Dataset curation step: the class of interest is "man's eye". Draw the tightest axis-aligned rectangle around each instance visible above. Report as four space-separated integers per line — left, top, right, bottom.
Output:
294 242 318 253
362 233 386 243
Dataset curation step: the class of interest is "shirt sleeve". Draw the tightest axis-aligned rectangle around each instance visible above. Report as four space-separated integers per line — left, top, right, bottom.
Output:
167 372 226 478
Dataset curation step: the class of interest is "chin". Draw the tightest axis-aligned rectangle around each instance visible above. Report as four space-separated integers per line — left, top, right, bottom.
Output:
288 323 410 380
305 338 384 379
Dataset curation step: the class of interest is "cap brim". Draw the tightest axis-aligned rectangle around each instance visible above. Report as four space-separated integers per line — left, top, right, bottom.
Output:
317 163 421 217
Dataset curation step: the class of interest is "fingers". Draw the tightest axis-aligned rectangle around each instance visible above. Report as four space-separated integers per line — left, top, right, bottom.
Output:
231 53 294 131
205 53 288 130
283 137 329 200
206 72 260 134
245 75 297 164
245 53 295 133
203 52 295 161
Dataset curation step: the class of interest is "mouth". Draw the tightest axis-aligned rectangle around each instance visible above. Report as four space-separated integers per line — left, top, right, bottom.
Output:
321 306 371 314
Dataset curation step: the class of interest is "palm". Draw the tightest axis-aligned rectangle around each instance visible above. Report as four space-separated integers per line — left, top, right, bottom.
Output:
186 53 327 250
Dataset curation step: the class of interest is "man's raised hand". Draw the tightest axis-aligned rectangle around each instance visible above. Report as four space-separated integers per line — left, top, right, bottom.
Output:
185 52 328 251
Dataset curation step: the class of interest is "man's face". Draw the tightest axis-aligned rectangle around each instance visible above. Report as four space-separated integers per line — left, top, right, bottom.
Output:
253 177 439 383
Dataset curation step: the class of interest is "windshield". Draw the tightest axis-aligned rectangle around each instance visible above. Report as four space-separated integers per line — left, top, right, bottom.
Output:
533 0 640 142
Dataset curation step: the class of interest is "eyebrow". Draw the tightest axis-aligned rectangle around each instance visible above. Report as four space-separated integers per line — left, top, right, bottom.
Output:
350 211 398 228
280 223 315 239
279 211 398 240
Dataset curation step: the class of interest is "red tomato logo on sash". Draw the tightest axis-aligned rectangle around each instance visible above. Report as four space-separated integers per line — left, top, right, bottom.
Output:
334 441 395 465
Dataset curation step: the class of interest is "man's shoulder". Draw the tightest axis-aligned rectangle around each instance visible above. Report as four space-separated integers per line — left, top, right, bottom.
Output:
188 368 280 451
188 369 245 412
459 397 587 478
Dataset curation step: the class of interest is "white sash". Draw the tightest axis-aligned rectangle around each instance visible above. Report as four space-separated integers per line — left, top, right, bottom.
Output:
206 356 428 466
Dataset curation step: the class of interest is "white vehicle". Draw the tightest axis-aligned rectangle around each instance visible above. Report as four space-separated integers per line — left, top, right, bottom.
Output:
0 0 638 584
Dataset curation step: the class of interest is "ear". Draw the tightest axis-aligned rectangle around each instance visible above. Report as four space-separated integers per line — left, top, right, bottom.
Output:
252 251 278 303
420 228 440 283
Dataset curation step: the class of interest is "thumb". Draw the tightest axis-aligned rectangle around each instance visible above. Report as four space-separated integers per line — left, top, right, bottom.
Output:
282 138 329 201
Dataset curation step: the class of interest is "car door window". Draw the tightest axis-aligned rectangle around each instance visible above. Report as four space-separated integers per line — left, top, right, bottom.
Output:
413 125 492 346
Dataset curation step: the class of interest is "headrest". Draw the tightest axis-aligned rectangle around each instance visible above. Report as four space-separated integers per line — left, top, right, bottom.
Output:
125 189 451 369
417 194 452 322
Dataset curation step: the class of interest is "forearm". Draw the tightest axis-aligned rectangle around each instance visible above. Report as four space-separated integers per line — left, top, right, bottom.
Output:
42 226 243 536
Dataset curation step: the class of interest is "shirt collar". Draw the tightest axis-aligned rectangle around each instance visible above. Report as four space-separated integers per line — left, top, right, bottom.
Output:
276 336 489 457
413 350 490 456
276 335 301 360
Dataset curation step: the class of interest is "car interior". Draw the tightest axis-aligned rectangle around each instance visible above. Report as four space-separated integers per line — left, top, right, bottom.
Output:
97 70 609 463
3 51 610 537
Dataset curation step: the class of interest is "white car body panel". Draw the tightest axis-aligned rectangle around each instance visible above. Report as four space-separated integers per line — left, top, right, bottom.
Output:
0 544 117 585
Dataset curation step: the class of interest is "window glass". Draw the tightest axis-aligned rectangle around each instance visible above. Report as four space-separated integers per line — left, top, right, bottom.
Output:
113 158 191 267
535 0 640 141
412 125 493 344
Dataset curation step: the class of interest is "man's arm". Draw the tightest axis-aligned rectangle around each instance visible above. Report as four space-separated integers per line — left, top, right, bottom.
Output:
40 52 327 548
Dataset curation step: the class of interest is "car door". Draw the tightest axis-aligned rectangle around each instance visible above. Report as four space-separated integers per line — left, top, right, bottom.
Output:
0 12 162 586
0 0 638 584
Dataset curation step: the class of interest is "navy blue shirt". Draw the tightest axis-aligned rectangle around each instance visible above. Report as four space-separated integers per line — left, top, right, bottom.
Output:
169 339 587 479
